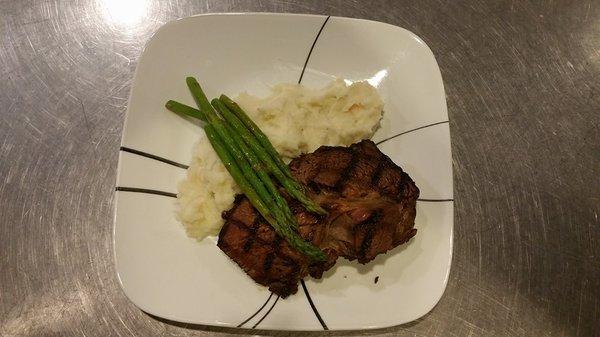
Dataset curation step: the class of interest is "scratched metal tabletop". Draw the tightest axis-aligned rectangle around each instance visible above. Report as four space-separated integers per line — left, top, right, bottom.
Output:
1 1 599 336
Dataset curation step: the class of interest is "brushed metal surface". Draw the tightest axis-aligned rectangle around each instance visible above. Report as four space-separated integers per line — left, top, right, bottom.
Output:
1 1 598 336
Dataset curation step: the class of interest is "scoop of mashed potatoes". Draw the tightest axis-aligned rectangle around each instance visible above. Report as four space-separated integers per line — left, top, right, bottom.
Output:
239 79 383 158
176 140 241 239
176 79 383 241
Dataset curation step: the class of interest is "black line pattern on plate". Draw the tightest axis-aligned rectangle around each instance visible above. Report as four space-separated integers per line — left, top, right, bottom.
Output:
295 15 331 331
301 280 329 330
235 17 332 329
298 16 330 84
418 198 454 202
252 296 280 329
115 187 177 198
120 146 189 169
237 293 274 328
375 120 450 145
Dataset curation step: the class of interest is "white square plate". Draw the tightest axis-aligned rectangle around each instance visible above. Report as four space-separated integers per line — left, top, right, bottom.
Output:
115 13 452 331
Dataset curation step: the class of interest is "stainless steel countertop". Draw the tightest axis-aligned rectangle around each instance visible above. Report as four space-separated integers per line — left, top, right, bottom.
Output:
1 1 599 336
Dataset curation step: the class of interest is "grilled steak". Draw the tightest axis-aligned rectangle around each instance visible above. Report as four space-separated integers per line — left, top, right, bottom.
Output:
217 140 419 297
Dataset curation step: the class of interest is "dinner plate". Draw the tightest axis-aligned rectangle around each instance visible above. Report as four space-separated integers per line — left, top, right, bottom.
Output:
114 13 452 331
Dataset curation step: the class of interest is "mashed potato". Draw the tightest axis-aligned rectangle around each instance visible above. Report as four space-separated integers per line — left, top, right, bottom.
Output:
176 140 240 239
238 79 383 157
176 79 383 241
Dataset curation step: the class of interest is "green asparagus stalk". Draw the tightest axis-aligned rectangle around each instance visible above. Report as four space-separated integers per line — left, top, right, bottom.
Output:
185 77 326 260
203 124 273 222
210 117 324 260
204 124 326 261
165 98 327 215
211 99 298 229
186 77 214 114
168 96 297 227
215 119 297 230
186 79 275 219
215 98 327 215
165 100 207 122
219 94 293 178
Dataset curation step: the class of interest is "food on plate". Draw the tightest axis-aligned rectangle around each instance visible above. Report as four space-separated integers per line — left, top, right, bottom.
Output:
218 140 419 297
174 79 384 241
214 97 326 216
235 79 384 158
178 77 326 259
176 140 240 239
166 76 418 296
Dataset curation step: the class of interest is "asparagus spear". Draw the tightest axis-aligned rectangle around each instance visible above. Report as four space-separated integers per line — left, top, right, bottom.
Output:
165 100 207 122
213 118 297 229
185 79 275 215
166 98 306 223
186 79 275 218
220 94 294 178
214 99 327 215
209 115 324 260
183 77 324 213
203 124 272 221
204 124 326 261
186 77 214 114
165 98 327 215
185 77 326 260
211 99 298 229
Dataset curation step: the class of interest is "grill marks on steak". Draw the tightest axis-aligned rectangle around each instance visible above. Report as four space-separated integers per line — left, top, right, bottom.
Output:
218 197 316 296
217 140 419 297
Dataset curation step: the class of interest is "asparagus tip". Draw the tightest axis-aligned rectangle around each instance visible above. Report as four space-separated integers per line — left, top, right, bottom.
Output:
219 94 236 106
186 77 203 92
